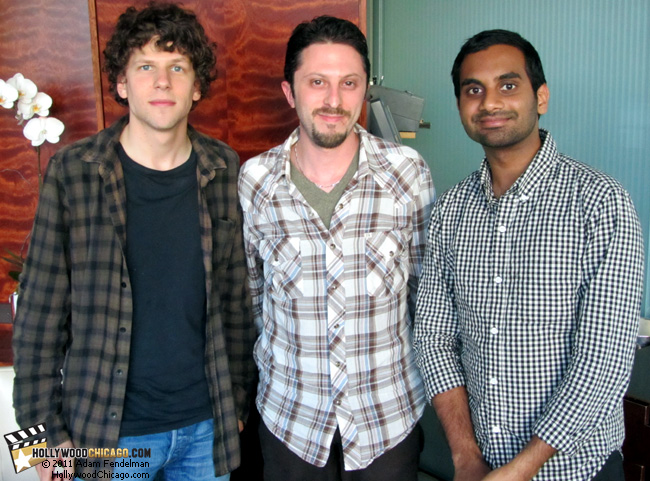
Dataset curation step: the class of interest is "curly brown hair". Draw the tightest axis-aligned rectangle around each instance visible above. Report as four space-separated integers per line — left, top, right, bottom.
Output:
103 2 216 107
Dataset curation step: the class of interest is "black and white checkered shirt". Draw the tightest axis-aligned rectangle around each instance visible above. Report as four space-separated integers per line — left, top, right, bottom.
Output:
414 130 644 480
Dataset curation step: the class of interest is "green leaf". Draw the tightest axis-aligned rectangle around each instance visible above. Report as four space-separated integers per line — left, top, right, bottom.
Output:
2 249 24 270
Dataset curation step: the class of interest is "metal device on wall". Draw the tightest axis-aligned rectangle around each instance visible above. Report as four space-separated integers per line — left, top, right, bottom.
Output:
367 98 402 144
367 84 428 133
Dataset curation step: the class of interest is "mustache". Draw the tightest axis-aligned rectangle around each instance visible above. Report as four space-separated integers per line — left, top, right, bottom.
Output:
473 111 517 122
313 107 351 117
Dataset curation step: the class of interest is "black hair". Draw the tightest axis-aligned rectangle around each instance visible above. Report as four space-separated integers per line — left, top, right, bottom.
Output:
451 29 546 99
284 15 370 90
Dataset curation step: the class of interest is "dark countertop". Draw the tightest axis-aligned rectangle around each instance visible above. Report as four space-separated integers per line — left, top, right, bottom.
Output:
627 346 650 403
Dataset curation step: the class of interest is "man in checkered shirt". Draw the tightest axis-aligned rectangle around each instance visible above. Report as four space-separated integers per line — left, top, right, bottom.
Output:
413 29 644 481
239 16 434 481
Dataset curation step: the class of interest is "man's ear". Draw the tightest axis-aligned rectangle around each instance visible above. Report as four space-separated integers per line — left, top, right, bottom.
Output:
192 81 201 102
116 75 128 100
281 80 295 108
536 83 549 116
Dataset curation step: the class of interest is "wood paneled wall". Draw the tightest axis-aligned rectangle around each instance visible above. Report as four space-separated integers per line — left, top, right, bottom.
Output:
0 0 365 300
0 0 100 301
97 0 364 158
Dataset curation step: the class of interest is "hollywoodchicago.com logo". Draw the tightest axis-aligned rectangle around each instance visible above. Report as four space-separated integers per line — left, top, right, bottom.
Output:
4 423 150 474
4 423 47 473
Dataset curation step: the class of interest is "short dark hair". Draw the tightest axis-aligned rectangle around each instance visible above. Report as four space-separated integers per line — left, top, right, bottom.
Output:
284 15 370 90
103 1 216 107
451 29 546 99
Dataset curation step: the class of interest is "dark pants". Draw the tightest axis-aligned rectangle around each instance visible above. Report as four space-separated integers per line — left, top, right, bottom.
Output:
259 421 423 481
592 450 624 481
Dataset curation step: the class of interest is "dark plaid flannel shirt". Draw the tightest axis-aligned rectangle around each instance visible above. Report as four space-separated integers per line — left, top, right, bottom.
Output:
12 116 256 477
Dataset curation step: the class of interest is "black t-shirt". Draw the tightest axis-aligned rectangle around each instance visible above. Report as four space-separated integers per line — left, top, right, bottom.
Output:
118 144 212 436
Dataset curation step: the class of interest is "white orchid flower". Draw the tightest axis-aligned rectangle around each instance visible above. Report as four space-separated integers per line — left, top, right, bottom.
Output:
18 92 53 120
0 80 19 109
7 73 37 104
23 116 65 147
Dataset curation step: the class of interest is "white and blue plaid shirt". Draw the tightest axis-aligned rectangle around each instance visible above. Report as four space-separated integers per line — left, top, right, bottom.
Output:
414 130 644 480
239 125 435 470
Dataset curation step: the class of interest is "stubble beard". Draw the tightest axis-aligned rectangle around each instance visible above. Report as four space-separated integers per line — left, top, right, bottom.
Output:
308 107 353 149
467 110 538 149
311 126 348 148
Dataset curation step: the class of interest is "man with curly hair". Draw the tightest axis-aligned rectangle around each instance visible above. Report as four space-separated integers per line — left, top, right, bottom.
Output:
12 3 256 480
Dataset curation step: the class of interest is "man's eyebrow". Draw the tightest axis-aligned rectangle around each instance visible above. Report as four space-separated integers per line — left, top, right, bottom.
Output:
460 77 483 87
498 72 522 81
133 54 191 63
460 72 522 88
304 71 364 79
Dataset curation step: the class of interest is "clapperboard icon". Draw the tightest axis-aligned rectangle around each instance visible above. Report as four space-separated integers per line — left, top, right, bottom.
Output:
4 423 47 473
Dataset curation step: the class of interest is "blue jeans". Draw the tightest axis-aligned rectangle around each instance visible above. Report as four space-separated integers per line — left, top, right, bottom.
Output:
112 419 230 481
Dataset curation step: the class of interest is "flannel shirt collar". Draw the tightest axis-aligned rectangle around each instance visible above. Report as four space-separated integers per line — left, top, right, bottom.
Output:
275 124 386 186
190 124 228 187
78 115 226 185
79 116 127 175
479 129 558 204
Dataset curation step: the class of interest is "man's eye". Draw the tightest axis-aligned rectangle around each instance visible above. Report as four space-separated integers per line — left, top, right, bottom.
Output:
502 83 516 91
312 79 323 86
141 65 152 71
343 80 356 88
467 87 482 95
172 66 184 72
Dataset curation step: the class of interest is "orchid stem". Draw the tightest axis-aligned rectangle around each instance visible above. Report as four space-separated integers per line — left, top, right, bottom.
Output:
35 145 42 189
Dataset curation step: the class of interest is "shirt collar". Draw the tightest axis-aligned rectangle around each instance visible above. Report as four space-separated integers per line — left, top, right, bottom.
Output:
479 129 558 202
84 116 226 183
188 124 228 187
278 124 373 183
357 124 391 178
278 127 300 183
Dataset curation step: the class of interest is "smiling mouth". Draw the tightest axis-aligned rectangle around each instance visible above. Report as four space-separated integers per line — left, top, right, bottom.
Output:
474 113 515 129
150 100 175 106
481 118 508 128
319 115 345 124
314 108 350 123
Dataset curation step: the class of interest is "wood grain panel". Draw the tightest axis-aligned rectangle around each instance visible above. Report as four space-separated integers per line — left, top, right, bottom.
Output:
0 0 100 300
0 324 13 365
96 0 364 161
1 0 364 302
220 0 363 161
95 0 230 140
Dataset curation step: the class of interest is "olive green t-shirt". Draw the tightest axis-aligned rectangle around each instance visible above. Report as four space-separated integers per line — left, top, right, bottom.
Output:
290 150 359 229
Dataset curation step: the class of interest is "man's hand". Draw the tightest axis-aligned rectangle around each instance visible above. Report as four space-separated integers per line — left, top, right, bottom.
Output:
481 464 521 481
453 456 492 481
480 436 556 481
35 440 74 481
433 387 491 481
